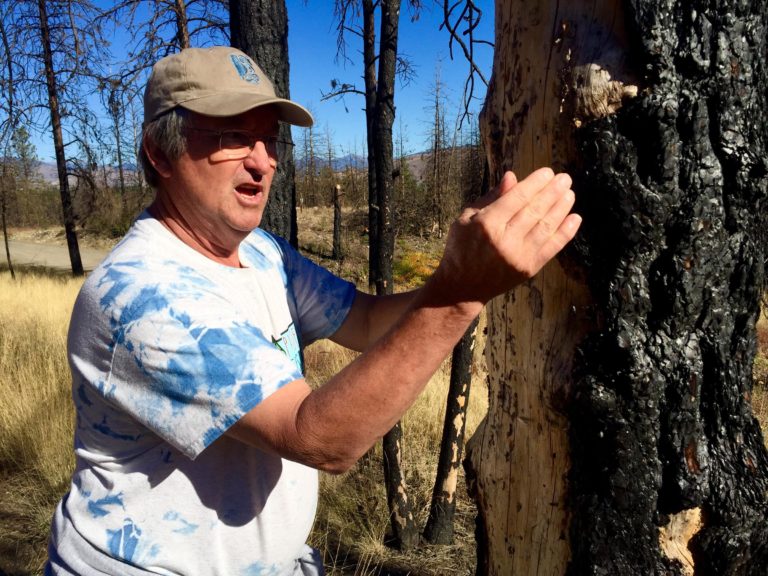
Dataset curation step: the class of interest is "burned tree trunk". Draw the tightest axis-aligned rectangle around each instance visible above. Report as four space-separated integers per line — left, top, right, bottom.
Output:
229 0 299 247
332 183 343 260
375 0 420 551
465 1 768 574
424 316 479 544
37 0 83 277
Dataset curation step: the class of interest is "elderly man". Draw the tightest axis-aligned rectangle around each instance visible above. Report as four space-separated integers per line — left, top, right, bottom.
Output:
46 46 581 575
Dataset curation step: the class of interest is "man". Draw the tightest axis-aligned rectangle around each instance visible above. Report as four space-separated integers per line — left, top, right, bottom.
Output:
46 46 581 575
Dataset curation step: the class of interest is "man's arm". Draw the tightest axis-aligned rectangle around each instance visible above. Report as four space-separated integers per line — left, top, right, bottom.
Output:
329 289 418 352
227 168 582 473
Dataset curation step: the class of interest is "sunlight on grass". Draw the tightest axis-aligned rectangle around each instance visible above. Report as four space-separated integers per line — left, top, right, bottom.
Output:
0 271 81 573
305 335 488 575
3 262 764 576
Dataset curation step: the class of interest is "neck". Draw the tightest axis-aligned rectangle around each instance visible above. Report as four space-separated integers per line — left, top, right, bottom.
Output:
148 196 245 268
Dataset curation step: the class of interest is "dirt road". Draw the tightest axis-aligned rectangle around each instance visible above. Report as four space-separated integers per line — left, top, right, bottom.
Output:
3 240 110 272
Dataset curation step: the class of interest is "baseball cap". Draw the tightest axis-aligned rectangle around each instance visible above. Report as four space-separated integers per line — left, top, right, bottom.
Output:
143 46 313 127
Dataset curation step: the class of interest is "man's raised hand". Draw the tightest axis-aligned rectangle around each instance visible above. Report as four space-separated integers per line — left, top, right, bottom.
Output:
432 167 582 309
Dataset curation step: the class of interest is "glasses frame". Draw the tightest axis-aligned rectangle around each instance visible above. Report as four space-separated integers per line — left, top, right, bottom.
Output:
185 127 293 163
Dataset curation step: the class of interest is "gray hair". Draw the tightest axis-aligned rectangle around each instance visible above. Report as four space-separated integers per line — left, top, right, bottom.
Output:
139 108 189 188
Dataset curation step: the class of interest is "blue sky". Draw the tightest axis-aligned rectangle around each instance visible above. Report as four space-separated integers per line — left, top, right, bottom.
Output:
286 1 495 156
32 1 494 162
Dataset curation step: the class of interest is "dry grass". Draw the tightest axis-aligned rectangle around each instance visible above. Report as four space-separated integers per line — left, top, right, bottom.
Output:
305 339 488 575
1 214 766 575
0 271 81 574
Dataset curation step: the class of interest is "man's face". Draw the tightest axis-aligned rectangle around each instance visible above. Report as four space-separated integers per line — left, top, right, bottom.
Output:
161 107 280 253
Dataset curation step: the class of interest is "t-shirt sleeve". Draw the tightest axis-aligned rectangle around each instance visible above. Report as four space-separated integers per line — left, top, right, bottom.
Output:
80 261 303 460
258 233 356 345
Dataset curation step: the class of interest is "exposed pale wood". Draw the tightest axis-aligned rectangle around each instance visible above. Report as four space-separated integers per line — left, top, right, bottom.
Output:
659 508 702 575
466 1 632 574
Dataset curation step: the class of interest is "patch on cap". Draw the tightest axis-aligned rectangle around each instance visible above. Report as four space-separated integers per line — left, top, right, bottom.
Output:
230 54 261 85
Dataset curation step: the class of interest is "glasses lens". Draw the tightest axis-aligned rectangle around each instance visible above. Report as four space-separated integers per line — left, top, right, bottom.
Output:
220 131 253 154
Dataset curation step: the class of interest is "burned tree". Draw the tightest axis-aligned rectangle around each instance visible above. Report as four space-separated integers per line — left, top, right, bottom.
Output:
230 0 300 247
466 1 768 575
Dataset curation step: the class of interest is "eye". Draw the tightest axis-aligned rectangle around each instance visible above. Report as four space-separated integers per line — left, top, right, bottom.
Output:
220 131 254 150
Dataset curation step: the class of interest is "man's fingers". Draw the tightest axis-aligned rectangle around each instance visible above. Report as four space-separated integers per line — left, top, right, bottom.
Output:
480 167 557 227
534 213 583 265
464 171 518 215
524 186 576 245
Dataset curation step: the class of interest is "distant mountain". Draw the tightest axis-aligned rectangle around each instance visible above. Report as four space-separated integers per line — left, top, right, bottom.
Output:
33 160 138 186
294 153 367 172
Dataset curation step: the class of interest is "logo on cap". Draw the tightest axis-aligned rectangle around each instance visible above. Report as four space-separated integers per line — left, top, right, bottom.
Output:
230 54 260 85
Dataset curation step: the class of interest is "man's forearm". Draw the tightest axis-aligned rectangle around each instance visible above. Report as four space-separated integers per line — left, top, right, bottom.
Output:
295 279 481 472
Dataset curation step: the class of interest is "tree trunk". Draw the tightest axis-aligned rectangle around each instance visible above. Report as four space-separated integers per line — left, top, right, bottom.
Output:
173 0 190 49
466 1 768 575
37 0 83 277
424 316 479 544
373 0 418 551
1 16 15 279
332 183 342 260
229 0 299 247
363 0 379 293
1 163 15 280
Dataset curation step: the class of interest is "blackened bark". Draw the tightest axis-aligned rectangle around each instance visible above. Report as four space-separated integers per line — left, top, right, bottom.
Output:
229 0 299 247
372 0 398 296
567 1 768 574
37 0 83 277
332 184 342 260
374 0 418 550
363 0 379 292
424 317 479 544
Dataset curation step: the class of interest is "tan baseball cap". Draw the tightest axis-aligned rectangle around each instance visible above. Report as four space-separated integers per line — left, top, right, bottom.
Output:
143 46 313 127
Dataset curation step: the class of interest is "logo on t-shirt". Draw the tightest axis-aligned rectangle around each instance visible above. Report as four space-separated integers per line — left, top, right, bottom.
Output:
272 323 302 373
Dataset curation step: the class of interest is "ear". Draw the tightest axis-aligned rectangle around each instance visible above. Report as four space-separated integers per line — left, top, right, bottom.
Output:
143 135 173 179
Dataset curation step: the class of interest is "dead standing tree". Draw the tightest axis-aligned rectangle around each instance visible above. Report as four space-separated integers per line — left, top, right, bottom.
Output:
327 0 420 549
230 0 301 247
465 1 768 575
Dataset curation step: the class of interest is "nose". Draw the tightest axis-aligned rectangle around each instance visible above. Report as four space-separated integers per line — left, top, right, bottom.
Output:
243 140 276 172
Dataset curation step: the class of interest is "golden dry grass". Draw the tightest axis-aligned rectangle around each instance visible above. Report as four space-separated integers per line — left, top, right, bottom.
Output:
0 271 81 574
0 264 487 576
1 217 766 575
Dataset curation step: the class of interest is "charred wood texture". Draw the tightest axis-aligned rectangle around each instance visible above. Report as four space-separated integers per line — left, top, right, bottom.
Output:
468 0 767 574
424 317 479 544
37 0 83 277
229 0 299 247
567 1 768 574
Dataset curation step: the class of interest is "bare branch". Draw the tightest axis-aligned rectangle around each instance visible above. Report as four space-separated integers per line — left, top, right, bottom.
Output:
440 0 492 124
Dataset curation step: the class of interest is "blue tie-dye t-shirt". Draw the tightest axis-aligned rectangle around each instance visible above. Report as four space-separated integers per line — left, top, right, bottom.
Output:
46 213 355 575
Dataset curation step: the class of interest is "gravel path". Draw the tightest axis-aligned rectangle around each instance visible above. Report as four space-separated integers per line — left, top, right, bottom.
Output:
2 240 110 273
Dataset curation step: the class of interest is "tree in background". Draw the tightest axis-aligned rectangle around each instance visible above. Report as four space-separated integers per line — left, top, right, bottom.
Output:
4 0 114 276
466 1 768 574
328 0 422 549
230 0 300 246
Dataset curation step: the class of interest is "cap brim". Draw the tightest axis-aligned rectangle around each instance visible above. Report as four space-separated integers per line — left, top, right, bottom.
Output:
179 93 313 127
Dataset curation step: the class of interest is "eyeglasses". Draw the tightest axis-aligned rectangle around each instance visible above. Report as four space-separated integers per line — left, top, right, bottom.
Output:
186 127 294 163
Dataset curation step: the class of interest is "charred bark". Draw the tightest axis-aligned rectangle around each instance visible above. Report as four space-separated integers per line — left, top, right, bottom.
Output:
37 0 83 277
363 0 379 293
424 317 479 544
467 0 767 574
229 0 299 247
332 184 343 260
567 1 768 574
374 0 419 551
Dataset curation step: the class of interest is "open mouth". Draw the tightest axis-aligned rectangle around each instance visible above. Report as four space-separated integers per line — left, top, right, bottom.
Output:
236 185 261 197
